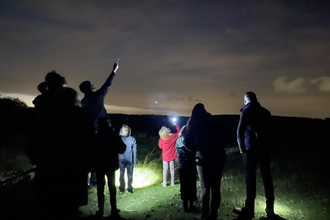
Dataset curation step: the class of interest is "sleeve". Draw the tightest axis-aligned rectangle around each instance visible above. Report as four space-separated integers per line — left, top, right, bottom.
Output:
175 138 183 154
94 71 116 100
158 138 164 149
175 124 181 134
132 137 137 165
237 111 248 152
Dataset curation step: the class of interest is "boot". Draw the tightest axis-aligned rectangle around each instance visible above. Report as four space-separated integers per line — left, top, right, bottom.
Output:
234 204 254 219
183 200 189 212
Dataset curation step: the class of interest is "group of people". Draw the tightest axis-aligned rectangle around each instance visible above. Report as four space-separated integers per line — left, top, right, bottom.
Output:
27 61 137 220
158 93 275 220
27 59 275 220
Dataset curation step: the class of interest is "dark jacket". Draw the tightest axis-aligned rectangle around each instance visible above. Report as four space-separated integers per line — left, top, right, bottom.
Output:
237 101 271 152
119 136 137 165
96 126 126 173
81 72 116 131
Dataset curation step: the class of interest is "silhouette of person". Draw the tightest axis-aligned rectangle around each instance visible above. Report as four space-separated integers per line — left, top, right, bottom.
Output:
234 91 275 219
95 117 126 218
158 121 181 187
32 81 48 121
79 61 119 188
185 103 226 220
175 125 197 212
37 70 67 122
118 124 137 193
27 86 96 220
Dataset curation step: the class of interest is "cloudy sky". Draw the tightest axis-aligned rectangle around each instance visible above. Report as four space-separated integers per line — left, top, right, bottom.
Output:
1 0 329 118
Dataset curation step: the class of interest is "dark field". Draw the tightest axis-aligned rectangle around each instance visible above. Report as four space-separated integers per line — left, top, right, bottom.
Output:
0 99 330 219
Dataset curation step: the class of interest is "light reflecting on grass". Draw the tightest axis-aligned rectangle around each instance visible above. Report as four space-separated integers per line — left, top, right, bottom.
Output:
113 165 161 188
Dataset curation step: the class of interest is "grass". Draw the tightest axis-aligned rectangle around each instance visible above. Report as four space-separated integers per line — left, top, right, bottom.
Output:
0 132 330 220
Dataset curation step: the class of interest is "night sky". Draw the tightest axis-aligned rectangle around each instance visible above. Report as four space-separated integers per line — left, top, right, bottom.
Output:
1 0 330 118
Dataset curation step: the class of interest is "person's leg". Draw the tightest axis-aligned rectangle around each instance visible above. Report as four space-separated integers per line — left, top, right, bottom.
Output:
242 152 257 214
162 161 169 186
119 160 126 192
169 160 175 186
259 153 275 216
107 171 119 215
209 164 225 220
96 171 105 215
179 167 189 212
188 165 198 211
127 162 134 192
197 165 210 219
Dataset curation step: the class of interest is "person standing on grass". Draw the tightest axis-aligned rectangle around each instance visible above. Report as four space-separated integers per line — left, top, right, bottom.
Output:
79 61 119 188
95 117 126 218
185 103 226 220
118 124 137 194
175 125 197 213
27 87 96 220
158 121 181 187
235 91 275 219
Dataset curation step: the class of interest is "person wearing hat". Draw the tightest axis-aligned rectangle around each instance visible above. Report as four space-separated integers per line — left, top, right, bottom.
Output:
79 61 119 188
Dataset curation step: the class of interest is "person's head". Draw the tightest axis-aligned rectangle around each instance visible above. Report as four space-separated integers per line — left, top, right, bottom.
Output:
59 87 78 107
244 91 258 105
79 81 96 94
191 103 207 117
119 124 131 137
159 126 170 138
45 70 66 90
37 82 48 94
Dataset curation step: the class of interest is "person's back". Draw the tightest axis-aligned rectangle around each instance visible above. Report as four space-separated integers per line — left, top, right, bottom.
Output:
97 121 124 172
119 136 137 163
238 100 271 152
185 111 225 167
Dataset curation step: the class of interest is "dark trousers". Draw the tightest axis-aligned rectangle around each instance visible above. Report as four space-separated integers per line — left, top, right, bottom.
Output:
179 165 197 201
119 160 134 191
197 163 225 219
96 170 117 213
242 150 274 208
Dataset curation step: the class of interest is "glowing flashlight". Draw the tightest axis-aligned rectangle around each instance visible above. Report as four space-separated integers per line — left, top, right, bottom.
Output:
172 118 177 122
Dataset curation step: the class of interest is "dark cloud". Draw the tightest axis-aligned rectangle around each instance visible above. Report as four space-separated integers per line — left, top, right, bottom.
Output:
0 0 329 118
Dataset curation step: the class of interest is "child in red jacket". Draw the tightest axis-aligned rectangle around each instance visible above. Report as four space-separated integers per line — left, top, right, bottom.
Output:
158 122 181 187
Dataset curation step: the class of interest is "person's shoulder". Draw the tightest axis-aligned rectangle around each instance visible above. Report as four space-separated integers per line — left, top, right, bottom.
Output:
128 136 136 140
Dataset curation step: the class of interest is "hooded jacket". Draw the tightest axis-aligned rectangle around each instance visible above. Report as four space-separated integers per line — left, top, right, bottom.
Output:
119 136 137 165
158 124 181 161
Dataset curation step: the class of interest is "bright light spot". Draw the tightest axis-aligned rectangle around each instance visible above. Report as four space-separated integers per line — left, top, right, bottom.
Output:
172 118 177 122
255 198 292 216
155 101 158 104
113 166 161 188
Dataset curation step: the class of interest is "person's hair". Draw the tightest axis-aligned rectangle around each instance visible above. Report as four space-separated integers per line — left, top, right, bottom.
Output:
159 126 169 138
188 103 210 128
37 82 48 94
245 91 257 102
79 81 92 94
45 70 66 90
179 125 187 138
119 124 131 137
